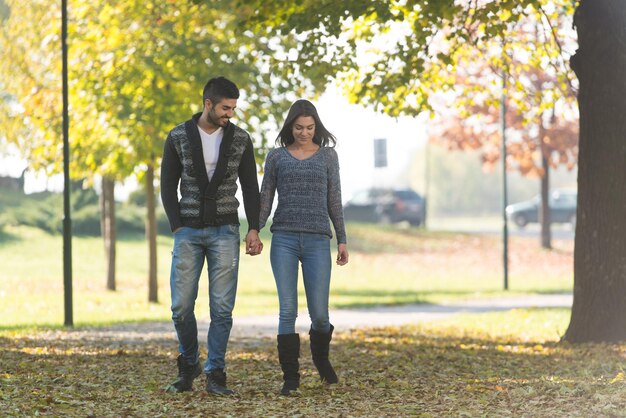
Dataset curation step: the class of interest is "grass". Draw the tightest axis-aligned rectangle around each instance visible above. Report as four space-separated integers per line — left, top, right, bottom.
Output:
0 223 573 329
2 308 625 417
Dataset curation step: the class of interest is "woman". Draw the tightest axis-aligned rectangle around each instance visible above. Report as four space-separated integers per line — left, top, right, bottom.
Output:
259 99 349 396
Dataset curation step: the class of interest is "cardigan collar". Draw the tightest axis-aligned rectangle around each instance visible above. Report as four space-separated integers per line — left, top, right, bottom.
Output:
184 112 236 192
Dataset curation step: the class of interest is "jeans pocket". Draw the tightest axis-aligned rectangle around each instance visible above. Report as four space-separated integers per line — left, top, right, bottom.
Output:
225 224 240 237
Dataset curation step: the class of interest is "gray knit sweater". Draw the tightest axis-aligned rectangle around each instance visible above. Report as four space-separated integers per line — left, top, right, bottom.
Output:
259 146 347 244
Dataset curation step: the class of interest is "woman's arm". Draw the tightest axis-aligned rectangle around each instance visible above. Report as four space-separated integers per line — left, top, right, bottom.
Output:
259 149 278 230
327 148 347 245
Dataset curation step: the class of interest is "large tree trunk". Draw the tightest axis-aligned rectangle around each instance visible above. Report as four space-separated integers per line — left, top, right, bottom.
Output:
100 177 116 291
539 150 551 250
563 0 626 343
146 163 158 303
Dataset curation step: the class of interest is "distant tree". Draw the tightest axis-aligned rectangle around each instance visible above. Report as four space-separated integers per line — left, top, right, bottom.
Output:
432 64 578 249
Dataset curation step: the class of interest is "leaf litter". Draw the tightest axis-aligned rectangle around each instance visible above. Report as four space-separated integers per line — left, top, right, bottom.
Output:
2 320 626 417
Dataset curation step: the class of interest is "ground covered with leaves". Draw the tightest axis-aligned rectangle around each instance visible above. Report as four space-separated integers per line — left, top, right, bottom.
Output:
2 311 625 417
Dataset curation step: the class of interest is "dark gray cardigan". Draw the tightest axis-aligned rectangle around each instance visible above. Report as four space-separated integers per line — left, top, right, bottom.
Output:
160 113 260 232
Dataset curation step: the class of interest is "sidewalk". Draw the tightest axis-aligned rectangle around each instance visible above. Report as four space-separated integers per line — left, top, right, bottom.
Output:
62 293 572 344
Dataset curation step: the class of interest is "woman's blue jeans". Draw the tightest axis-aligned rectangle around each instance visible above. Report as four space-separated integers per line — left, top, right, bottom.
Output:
169 224 240 372
270 232 332 335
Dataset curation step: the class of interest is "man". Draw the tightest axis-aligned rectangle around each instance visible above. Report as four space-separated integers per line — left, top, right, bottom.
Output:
161 76 263 395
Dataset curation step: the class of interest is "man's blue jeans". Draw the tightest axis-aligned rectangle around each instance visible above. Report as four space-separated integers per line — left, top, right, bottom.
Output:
270 232 332 335
169 224 240 372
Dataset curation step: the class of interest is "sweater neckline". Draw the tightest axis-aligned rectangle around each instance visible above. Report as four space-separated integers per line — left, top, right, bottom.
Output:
282 146 323 162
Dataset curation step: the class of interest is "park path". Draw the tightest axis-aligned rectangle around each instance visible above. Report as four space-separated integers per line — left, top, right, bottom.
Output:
52 293 573 345
231 293 572 337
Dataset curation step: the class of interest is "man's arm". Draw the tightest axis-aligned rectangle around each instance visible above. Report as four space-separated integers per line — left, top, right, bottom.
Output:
238 138 261 232
239 138 262 254
160 135 183 232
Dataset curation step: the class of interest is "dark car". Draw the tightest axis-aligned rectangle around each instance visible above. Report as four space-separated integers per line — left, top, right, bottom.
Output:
343 188 426 226
505 189 577 228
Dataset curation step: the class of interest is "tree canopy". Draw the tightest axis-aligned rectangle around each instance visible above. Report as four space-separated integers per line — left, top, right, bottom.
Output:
0 0 328 182
234 0 576 116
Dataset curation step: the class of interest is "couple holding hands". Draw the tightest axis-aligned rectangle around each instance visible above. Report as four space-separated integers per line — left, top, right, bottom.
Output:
161 76 349 396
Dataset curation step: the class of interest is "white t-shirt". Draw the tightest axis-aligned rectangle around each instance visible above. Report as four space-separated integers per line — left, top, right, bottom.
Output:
197 125 223 181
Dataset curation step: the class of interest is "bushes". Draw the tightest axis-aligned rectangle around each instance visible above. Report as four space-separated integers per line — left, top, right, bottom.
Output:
72 205 102 236
0 187 171 236
116 204 172 236
3 192 63 233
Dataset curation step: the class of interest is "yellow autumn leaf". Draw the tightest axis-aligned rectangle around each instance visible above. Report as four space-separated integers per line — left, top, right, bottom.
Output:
610 371 625 384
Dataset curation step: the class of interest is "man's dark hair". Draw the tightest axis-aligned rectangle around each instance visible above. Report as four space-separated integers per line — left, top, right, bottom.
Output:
202 77 240 106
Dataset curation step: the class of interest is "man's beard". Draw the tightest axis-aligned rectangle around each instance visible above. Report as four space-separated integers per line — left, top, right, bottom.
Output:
207 108 228 127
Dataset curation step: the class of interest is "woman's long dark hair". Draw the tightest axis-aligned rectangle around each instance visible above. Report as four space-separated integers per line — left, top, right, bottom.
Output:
276 99 336 147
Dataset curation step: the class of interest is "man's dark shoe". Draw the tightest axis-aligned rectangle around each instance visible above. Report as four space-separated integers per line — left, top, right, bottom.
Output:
206 369 235 396
165 355 202 393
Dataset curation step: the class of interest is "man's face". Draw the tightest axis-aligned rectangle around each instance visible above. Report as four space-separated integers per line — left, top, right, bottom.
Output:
205 98 237 127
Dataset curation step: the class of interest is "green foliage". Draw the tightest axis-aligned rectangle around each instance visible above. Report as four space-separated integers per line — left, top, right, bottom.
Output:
0 188 170 236
230 0 581 188
71 205 102 236
2 194 61 233
1 188 90 234
0 0 328 182
115 203 172 236
234 0 577 124
126 188 147 207
0 0 8 21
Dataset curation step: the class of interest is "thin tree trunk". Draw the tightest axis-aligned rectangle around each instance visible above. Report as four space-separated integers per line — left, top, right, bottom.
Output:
539 149 551 250
100 177 116 291
146 163 158 303
563 0 626 343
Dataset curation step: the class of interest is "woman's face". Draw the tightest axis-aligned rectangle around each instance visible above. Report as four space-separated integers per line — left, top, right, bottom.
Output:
292 116 316 145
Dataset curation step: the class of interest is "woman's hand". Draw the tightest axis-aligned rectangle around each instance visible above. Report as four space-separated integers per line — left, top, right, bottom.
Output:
336 243 349 266
245 230 264 256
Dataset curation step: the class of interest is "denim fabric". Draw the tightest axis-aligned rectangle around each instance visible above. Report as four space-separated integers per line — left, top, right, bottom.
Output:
270 232 332 334
169 224 240 372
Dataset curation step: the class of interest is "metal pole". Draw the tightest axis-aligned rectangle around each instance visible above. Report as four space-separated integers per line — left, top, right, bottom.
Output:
62 0 73 326
501 70 509 291
423 137 430 230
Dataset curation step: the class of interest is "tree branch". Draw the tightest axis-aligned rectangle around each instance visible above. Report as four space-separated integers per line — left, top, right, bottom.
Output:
538 5 578 97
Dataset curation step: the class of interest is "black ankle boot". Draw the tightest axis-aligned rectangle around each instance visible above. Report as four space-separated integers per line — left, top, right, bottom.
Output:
309 325 338 384
165 355 202 393
206 369 235 396
277 333 300 395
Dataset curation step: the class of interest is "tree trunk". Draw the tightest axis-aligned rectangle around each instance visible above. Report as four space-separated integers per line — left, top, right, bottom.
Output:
563 0 626 343
539 151 551 250
100 177 116 291
146 163 158 303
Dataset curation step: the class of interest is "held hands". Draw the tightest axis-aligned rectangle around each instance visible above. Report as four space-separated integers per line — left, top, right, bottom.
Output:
245 230 264 256
336 243 349 266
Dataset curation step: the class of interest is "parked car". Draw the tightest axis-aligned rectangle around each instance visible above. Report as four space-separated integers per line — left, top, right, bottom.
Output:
506 189 577 228
343 188 426 226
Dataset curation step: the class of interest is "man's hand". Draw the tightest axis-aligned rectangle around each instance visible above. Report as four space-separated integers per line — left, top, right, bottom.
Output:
245 229 263 256
336 243 349 266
